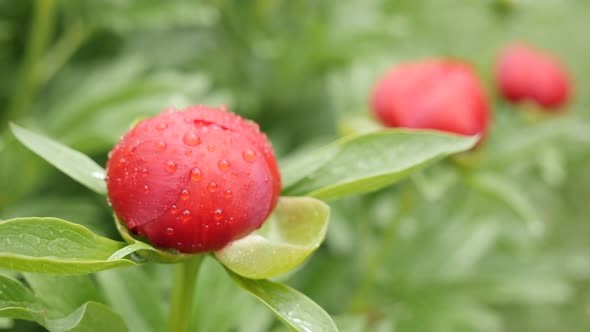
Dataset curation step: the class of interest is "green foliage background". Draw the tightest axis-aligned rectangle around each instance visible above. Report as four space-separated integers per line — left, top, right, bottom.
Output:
1 0 590 331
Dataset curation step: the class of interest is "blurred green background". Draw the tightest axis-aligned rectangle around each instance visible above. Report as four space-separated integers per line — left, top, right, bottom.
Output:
1 0 590 331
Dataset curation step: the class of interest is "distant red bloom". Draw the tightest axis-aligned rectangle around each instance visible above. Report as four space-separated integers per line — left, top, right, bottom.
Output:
371 59 490 142
496 43 571 110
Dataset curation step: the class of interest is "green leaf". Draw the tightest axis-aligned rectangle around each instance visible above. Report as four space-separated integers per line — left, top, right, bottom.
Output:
0 273 127 332
282 129 478 200
466 172 544 236
189 257 273 332
44 302 128 332
112 214 196 264
485 115 590 167
228 271 339 332
97 268 166 332
215 197 330 279
0 274 38 321
9 123 107 195
0 217 135 274
23 274 103 318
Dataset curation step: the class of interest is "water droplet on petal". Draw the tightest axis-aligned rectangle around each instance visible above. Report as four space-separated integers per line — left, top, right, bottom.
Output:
155 141 167 152
224 190 233 199
166 227 174 236
185 148 192 156
143 185 150 193
141 168 149 176
156 122 168 130
207 144 215 152
181 210 191 222
190 168 202 182
180 189 190 200
214 209 223 221
224 138 232 146
183 132 201 146
218 159 230 171
208 182 218 192
165 160 177 173
171 205 178 214
242 149 257 162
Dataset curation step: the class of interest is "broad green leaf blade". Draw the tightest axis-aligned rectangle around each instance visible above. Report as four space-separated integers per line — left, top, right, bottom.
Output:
0 217 135 274
9 123 107 195
23 274 103 318
215 197 330 279
0 274 38 321
112 214 196 263
485 115 590 167
283 129 478 200
228 271 339 332
190 257 274 332
44 302 128 332
0 274 126 332
97 268 166 332
466 172 544 236
279 144 339 190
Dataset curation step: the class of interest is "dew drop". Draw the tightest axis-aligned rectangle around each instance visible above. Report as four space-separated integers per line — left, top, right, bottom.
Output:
171 204 178 214
165 160 177 173
166 227 174 236
180 189 190 200
224 190 233 199
208 182 218 192
118 157 127 166
190 168 202 182
218 159 230 171
183 132 201 146
207 144 215 152
156 122 168 130
213 209 223 221
141 168 149 176
242 149 257 162
185 148 192 156
155 141 167 152
224 138 232 146
143 185 150 193
181 210 191 222
200 127 210 135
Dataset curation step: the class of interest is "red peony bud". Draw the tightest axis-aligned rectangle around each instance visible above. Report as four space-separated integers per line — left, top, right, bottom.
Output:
106 105 281 253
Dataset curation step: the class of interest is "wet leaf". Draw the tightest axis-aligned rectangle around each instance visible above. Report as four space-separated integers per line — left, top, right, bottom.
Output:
228 271 339 332
0 217 134 274
215 197 330 279
9 124 107 195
